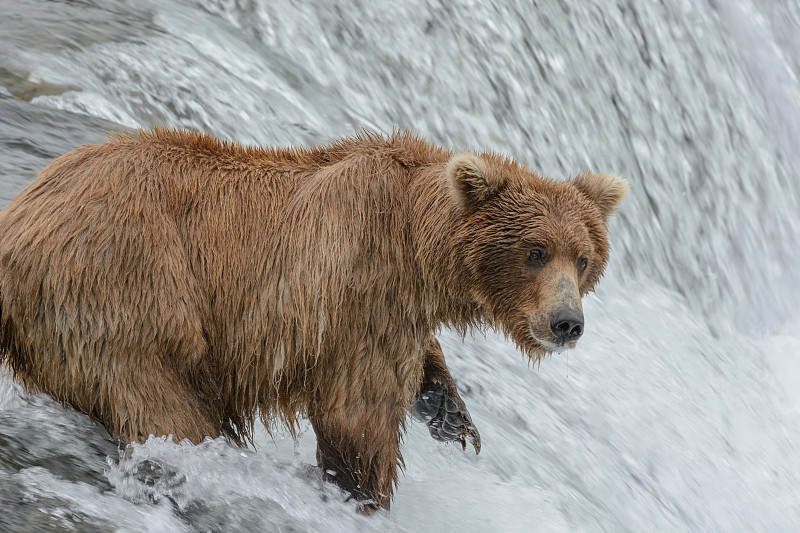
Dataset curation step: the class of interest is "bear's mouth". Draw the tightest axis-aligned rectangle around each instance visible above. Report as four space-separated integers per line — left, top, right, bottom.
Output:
532 335 573 353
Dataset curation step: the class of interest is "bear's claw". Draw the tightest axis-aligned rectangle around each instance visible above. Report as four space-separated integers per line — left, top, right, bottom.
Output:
413 381 481 454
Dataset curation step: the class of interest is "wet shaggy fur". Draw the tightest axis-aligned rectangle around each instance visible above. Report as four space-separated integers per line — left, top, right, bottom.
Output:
0 129 626 509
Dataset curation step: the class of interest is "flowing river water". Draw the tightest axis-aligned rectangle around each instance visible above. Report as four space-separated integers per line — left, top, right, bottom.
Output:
1 1 799 531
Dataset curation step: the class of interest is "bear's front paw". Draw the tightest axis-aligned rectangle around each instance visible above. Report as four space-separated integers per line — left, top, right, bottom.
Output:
413 381 481 454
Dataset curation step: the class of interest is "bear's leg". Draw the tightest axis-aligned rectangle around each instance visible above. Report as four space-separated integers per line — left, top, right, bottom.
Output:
104 366 222 445
309 402 404 511
413 336 481 453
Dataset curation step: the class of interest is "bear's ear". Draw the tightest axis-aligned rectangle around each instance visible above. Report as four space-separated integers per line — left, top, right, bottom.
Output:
447 152 505 210
572 172 629 219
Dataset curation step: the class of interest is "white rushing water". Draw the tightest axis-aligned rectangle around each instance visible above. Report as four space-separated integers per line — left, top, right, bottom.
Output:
0 0 799 531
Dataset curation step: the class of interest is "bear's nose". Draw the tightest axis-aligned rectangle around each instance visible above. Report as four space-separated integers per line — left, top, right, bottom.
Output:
550 309 584 343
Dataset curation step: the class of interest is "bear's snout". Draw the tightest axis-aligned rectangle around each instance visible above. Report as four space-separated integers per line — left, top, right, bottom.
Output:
549 308 584 344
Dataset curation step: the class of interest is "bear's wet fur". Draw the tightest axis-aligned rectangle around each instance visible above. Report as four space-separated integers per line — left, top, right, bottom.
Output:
0 129 626 509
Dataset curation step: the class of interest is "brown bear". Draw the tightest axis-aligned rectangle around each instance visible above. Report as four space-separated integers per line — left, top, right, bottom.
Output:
0 129 626 510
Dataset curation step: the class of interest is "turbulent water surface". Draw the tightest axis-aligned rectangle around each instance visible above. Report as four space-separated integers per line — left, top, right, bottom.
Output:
1 1 799 531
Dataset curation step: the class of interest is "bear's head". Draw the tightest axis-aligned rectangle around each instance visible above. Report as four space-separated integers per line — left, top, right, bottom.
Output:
447 152 627 357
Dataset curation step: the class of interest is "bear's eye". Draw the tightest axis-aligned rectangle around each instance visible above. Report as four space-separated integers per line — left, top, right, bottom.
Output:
578 257 589 272
527 248 548 267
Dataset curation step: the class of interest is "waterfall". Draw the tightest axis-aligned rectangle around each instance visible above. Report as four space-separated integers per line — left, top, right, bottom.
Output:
0 1 798 531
